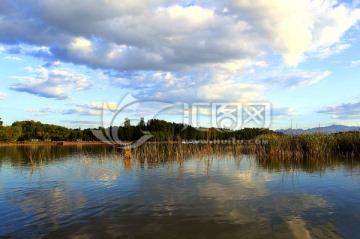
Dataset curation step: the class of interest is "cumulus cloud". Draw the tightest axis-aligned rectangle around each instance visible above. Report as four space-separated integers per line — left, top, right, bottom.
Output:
1 0 359 111
104 65 327 105
105 59 268 102
0 0 358 70
317 100 360 119
9 66 91 100
108 71 266 102
226 0 360 65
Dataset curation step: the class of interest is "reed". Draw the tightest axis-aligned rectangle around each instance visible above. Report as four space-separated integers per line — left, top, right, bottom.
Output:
255 132 360 160
129 143 253 164
23 146 55 166
24 147 35 166
16 132 360 169
122 146 132 160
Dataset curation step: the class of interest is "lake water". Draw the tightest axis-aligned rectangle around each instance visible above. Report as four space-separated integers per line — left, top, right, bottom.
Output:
1 145 360 238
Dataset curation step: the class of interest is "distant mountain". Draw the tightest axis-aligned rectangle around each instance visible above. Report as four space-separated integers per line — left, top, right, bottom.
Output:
276 124 360 134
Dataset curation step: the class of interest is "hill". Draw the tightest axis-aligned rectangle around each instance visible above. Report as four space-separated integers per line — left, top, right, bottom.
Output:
276 124 360 134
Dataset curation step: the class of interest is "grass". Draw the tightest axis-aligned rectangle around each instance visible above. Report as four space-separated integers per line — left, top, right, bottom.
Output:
130 143 250 163
255 132 360 160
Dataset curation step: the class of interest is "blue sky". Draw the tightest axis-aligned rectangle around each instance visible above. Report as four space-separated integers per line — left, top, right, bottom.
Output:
0 0 360 130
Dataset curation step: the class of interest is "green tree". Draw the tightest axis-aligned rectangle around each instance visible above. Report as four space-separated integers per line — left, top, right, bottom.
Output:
137 117 146 129
0 126 22 142
124 118 131 127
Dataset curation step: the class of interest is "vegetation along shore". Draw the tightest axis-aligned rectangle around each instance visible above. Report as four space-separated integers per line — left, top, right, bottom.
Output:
0 118 359 159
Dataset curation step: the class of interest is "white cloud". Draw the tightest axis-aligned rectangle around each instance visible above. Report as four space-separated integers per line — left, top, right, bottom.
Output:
0 0 359 106
263 69 331 88
198 81 266 101
214 59 268 76
62 108 102 116
0 92 7 100
273 107 300 117
69 37 92 53
350 59 360 67
1 0 357 70
76 102 119 111
229 0 360 65
29 104 113 117
61 120 100 124
27 107 60 116
310 43 351 59
318 100 360 119
9 66 91 100
160 5 214 27
106 61 268 103
3 56 22 61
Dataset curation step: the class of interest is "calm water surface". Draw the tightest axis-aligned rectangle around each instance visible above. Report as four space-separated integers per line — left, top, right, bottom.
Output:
1 145 360 238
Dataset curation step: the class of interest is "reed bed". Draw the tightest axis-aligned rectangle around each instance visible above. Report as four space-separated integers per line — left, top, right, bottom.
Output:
10 132 360 169
129 143 254 164
255 132 360 160
83 132 360 165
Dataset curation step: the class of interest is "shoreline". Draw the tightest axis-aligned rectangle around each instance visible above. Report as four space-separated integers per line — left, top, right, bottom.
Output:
0 141 110 147
0 140 256 147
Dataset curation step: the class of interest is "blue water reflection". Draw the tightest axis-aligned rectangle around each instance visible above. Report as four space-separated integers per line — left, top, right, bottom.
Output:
0 145 359 238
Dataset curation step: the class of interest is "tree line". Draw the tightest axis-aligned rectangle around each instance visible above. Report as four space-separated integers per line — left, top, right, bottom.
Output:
0 118 276 142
